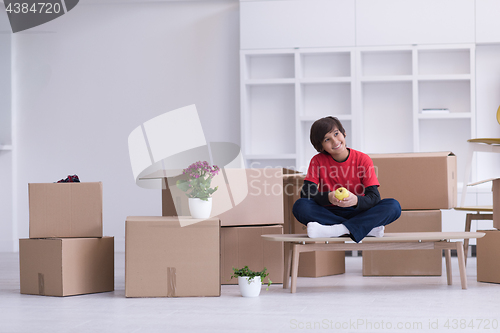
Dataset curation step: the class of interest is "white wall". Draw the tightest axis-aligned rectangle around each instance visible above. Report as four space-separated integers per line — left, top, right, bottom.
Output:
0 7 13 252
10 1 239 251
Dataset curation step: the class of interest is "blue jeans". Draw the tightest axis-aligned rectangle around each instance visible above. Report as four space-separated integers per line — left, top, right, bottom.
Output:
292 198 401 242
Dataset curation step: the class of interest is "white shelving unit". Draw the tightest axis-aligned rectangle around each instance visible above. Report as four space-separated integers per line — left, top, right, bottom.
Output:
241 44 475 180
240 48 356 171
358 44 475 184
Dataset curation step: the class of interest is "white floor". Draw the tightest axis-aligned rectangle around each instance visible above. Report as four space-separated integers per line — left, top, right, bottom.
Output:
1 253 500 333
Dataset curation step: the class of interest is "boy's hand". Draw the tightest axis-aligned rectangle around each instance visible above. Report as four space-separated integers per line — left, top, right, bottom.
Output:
328 190 358 207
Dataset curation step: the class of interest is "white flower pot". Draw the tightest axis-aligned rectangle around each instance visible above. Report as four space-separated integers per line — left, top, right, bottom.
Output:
188 197 212 219
237 276 262 297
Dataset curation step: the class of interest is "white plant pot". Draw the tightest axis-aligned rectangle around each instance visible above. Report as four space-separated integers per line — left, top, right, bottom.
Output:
188 197 212 219
237 276 262 297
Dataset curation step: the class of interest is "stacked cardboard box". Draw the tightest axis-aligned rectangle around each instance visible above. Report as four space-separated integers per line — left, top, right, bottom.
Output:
283 173 345 277
125 216 221 297
162 168 285 285
363 210 442 276
20 182 114 296
477 178 500 284
363 152 457 276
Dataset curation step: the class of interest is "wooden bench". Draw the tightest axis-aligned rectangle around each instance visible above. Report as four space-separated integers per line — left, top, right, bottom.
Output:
262 232 485 293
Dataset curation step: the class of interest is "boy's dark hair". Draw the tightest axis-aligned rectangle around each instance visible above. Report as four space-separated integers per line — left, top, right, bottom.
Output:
310 116 346 153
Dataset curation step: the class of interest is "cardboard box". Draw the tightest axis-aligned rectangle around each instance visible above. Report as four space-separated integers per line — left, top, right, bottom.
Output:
125 216 220 297
292 218 346 278
19 237 114 296
220 225 283 285
162 168 284 226
495 179 500 230
29 182 103 238
369 152 457 210
477 229 500 284
363 210 442 276
283 173 305 234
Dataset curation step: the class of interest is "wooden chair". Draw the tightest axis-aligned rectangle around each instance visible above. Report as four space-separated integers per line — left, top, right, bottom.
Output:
455 137 500 263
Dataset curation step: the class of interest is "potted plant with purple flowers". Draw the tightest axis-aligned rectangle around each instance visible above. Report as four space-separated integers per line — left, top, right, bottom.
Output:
176 161 220 218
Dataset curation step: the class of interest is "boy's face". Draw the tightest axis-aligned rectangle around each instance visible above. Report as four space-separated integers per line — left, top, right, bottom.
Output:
321 127 348 161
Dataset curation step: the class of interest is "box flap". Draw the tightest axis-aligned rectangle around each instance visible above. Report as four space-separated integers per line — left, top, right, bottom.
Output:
369 151 454 159
161 168 284 226
139 169 184 179
467 178 500 187
126 216 218 228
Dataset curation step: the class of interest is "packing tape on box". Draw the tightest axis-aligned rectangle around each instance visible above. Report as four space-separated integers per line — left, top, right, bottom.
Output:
127 104 249 222
38 273 45 296
167 267 176 297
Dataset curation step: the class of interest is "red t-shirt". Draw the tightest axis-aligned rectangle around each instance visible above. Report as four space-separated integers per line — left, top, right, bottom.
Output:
304 149 379 196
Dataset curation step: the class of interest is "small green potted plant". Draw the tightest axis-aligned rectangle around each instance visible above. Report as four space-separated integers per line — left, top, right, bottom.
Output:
176 161 220 218
231 266 272 297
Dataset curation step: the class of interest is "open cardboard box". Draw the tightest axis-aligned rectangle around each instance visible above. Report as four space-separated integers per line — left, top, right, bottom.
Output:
369 152 457 210
141 168 284 227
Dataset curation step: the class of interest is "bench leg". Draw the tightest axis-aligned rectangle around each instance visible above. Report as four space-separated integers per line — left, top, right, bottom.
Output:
290 244 300 293
444 249 452 285
283 242 292 289
464 214 472 266
456 241 467 290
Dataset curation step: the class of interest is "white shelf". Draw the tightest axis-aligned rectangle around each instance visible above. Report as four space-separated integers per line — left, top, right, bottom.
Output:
299 77 352 84
418 80 471 114
419 118 472 184
360 76 413 83
358 44 475 163
417 74 472 81
418 48 471 75
245 79 295 85
245 83 295 156
301 82 352 118
0 145 12 151
244 53 295 80
361 80 413 154
300 51 351 78
242 49 295 55
418 113 472 120
360 49 412 76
